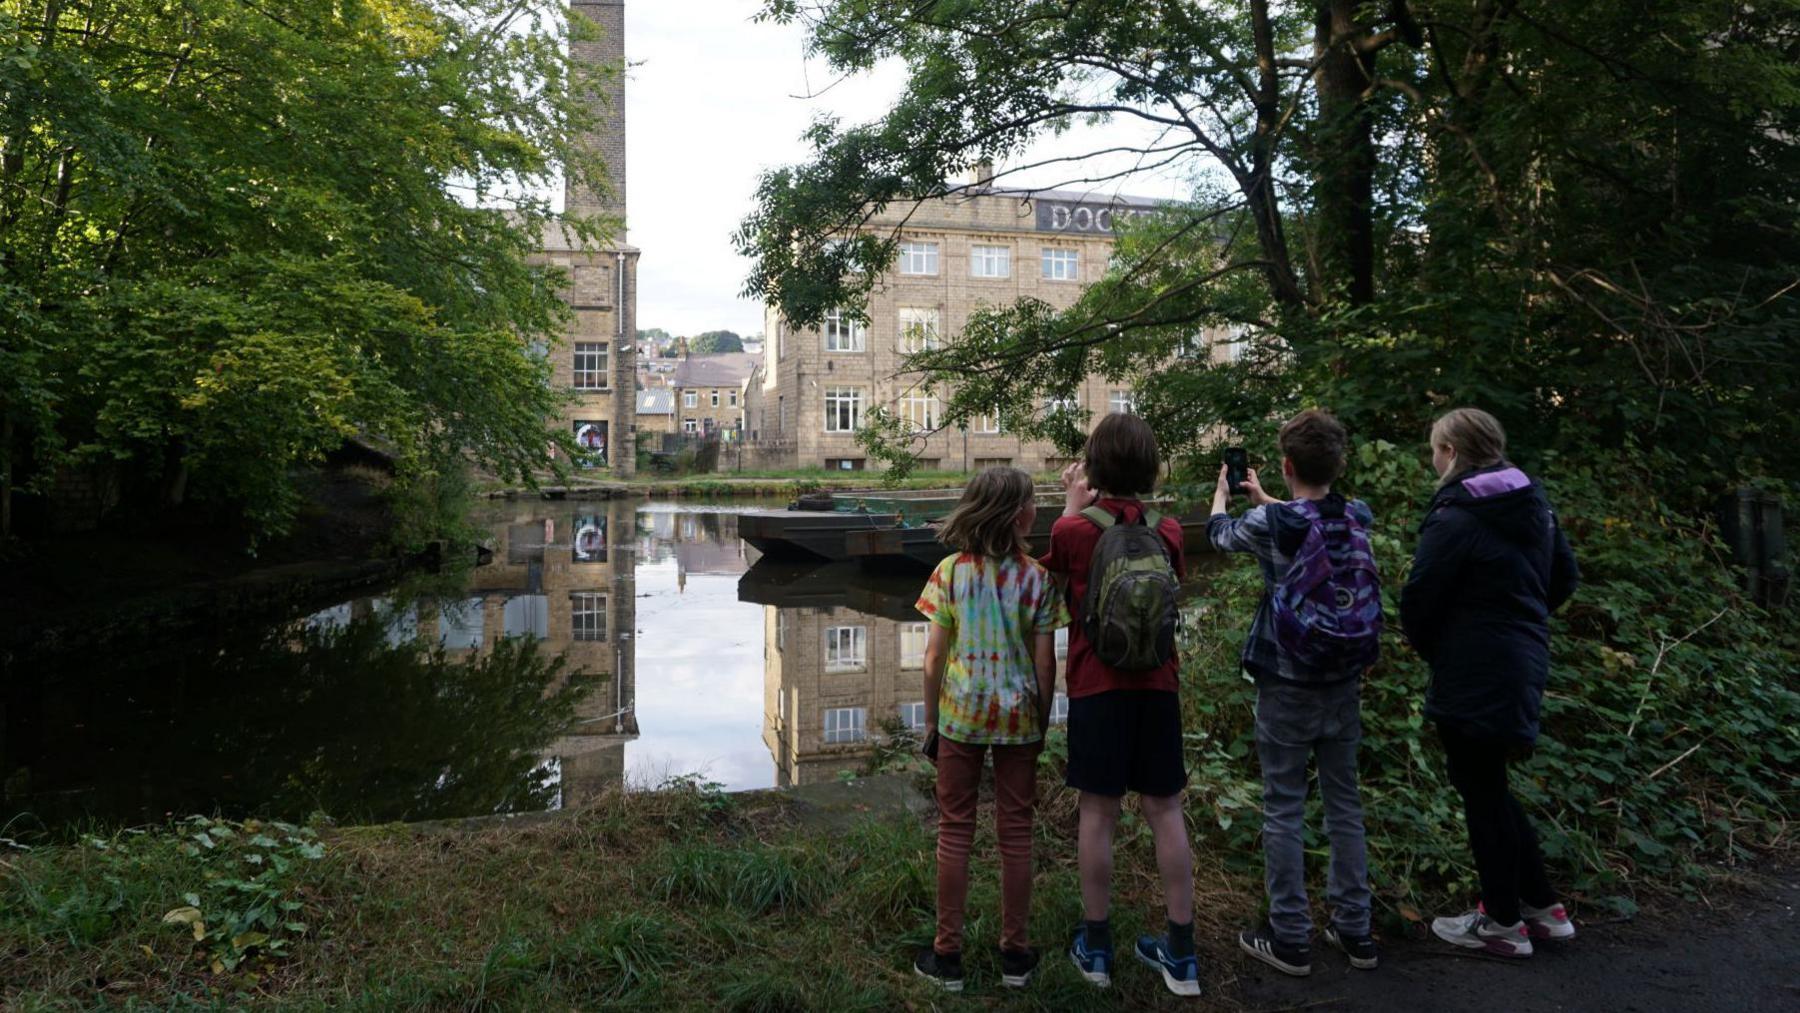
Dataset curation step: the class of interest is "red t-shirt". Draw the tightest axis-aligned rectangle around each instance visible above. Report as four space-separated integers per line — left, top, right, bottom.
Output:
1041 497 1186 698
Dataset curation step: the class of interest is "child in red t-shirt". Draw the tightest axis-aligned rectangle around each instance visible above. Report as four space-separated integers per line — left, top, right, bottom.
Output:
1041 413 1200 997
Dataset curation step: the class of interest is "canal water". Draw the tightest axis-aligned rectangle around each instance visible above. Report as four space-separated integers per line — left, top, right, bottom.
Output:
3 499 1078 836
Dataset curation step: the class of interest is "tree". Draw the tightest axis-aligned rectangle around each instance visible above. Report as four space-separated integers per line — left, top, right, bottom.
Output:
738 1 1800 500
636 326 673 346
0 0 617 538
689 329 745 355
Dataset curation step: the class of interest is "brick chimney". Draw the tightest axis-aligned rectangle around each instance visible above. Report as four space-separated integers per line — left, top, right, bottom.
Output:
972 158 996 188
566 1 627 235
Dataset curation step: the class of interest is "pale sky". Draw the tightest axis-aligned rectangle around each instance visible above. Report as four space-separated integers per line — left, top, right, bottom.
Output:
622 0 1204 338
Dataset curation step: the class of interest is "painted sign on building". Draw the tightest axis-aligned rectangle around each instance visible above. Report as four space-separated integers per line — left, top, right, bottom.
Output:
573 420 608 467
1034 199 1142 234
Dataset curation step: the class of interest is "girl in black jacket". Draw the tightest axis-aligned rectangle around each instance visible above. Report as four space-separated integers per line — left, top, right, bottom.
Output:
1400 408 1580 958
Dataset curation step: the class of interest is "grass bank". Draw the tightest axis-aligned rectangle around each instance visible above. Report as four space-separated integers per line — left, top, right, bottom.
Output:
1 777 1275 1010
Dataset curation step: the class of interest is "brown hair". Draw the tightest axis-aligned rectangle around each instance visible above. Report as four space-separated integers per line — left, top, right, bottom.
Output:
1279 409 1348 486
1083 412 1160 496
1430 407 1509 485
938 466 1035 558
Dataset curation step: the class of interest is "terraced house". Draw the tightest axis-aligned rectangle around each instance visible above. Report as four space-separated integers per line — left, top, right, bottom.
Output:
744 171 1239 473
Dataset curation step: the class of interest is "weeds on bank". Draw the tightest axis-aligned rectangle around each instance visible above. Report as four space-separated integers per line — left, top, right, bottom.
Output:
0 777 1225 1009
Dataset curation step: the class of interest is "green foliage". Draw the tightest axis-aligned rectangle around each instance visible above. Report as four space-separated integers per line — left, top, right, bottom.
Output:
648 841 833 916
689 329 746 355
740 1 1800 510
155 817 324 974
1182 441 1800 908
1 0 615 538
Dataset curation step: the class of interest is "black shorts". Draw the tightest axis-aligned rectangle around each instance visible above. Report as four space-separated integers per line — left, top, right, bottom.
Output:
1065 689 1187 798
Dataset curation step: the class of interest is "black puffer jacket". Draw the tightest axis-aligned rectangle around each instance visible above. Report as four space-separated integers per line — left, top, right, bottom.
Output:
1400 464 1579 743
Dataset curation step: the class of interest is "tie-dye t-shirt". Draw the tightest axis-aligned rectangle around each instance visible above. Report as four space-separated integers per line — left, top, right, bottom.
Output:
915 552 1071 745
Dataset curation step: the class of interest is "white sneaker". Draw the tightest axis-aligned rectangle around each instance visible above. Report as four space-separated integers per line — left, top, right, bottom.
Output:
1431 909 1534 958
1521 901 1576 941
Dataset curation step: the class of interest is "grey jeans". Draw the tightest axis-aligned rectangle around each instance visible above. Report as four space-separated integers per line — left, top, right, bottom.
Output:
1254 679 1372 945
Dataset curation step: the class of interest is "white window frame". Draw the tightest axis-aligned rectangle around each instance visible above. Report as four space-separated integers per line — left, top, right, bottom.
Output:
899 390 940 433
570 592 607 642
824 387 864 433
573 342 609 390
683 390 698 408
710 390 720 407
899 701 928 731
823 707 867 744
824 625 868 672
899 622 929 669
1108 389 1135 415
683 418 698 434
897 307 942 354
898 241 939 276
823 308 867 352
971 410 1002 435
1041 247 1079 281
728 389 739 407
970 244 1011 279
1043 394 1080 417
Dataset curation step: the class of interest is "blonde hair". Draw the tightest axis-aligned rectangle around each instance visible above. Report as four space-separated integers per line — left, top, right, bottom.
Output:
938 466 1035 558
1430 407 1509 485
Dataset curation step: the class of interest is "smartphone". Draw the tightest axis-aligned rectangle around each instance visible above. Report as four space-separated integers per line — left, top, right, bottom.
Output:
1223 447 1249 496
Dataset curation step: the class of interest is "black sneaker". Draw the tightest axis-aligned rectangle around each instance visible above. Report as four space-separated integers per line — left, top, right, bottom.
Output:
1237 926 1312 977
999 946 1041 988
1324 925 1380 969
913 948 964 992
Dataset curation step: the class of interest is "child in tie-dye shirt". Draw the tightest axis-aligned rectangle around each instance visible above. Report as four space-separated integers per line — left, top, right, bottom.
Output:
910 467 1069 993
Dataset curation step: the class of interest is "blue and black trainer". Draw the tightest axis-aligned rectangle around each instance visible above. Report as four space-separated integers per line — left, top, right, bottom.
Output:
1068 925 1113 988
1135 933 1202 997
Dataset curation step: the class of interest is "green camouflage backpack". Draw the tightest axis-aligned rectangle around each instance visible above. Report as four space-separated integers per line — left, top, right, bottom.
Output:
1080 506 1180 671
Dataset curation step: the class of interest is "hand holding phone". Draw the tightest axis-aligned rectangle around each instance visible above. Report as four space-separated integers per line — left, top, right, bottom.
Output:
1223 447 1249 496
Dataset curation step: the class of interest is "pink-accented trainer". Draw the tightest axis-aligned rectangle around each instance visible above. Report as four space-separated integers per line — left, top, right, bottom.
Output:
1431 910 1534 958
1520 901 1576 941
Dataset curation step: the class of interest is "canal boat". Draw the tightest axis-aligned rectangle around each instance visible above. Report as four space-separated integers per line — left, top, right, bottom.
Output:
844 509 1221 570
733 486 1064 562
734 510 901 561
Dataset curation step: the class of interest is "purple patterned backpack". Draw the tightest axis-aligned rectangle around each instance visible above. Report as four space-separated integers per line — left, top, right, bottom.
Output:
1271 499 1384 672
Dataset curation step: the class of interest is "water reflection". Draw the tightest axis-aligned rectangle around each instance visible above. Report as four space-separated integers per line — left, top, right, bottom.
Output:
740 562 1070 787
1 500 1077 833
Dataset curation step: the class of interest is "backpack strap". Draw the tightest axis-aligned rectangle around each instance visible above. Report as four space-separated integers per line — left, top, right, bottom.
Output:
1143 509 1164 530
1079 505 1116 530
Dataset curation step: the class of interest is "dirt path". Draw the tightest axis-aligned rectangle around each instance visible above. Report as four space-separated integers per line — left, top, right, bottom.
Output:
1228 869 1798 1012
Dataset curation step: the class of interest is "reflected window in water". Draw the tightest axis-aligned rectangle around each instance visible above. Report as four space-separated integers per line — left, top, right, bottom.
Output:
503 594 549 640
307 602 352 632
899 622 928 669
824 706 867 744
825 625 868 672
570 592 607 642
439 597 485 650
899 700 927 731
373 598 418 647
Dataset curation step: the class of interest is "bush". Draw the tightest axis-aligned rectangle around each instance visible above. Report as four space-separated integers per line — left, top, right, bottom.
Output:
1182 441 1800 912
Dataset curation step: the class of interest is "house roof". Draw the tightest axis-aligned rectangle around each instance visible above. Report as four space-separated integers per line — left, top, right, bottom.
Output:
636 388 674 415
671 353 755 389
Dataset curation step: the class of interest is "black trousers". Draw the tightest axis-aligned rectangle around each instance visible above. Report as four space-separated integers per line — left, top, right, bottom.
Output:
1438 723 1557 925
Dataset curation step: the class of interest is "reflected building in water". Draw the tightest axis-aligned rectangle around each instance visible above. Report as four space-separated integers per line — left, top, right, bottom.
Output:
751 566 1069 787
450 499 639 807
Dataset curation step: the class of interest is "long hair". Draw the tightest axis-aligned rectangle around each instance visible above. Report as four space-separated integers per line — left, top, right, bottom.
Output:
1431 407 1509 486
938 466 1035 558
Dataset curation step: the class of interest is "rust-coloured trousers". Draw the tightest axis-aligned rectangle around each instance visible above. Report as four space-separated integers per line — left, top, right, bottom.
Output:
933 736 1039 955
